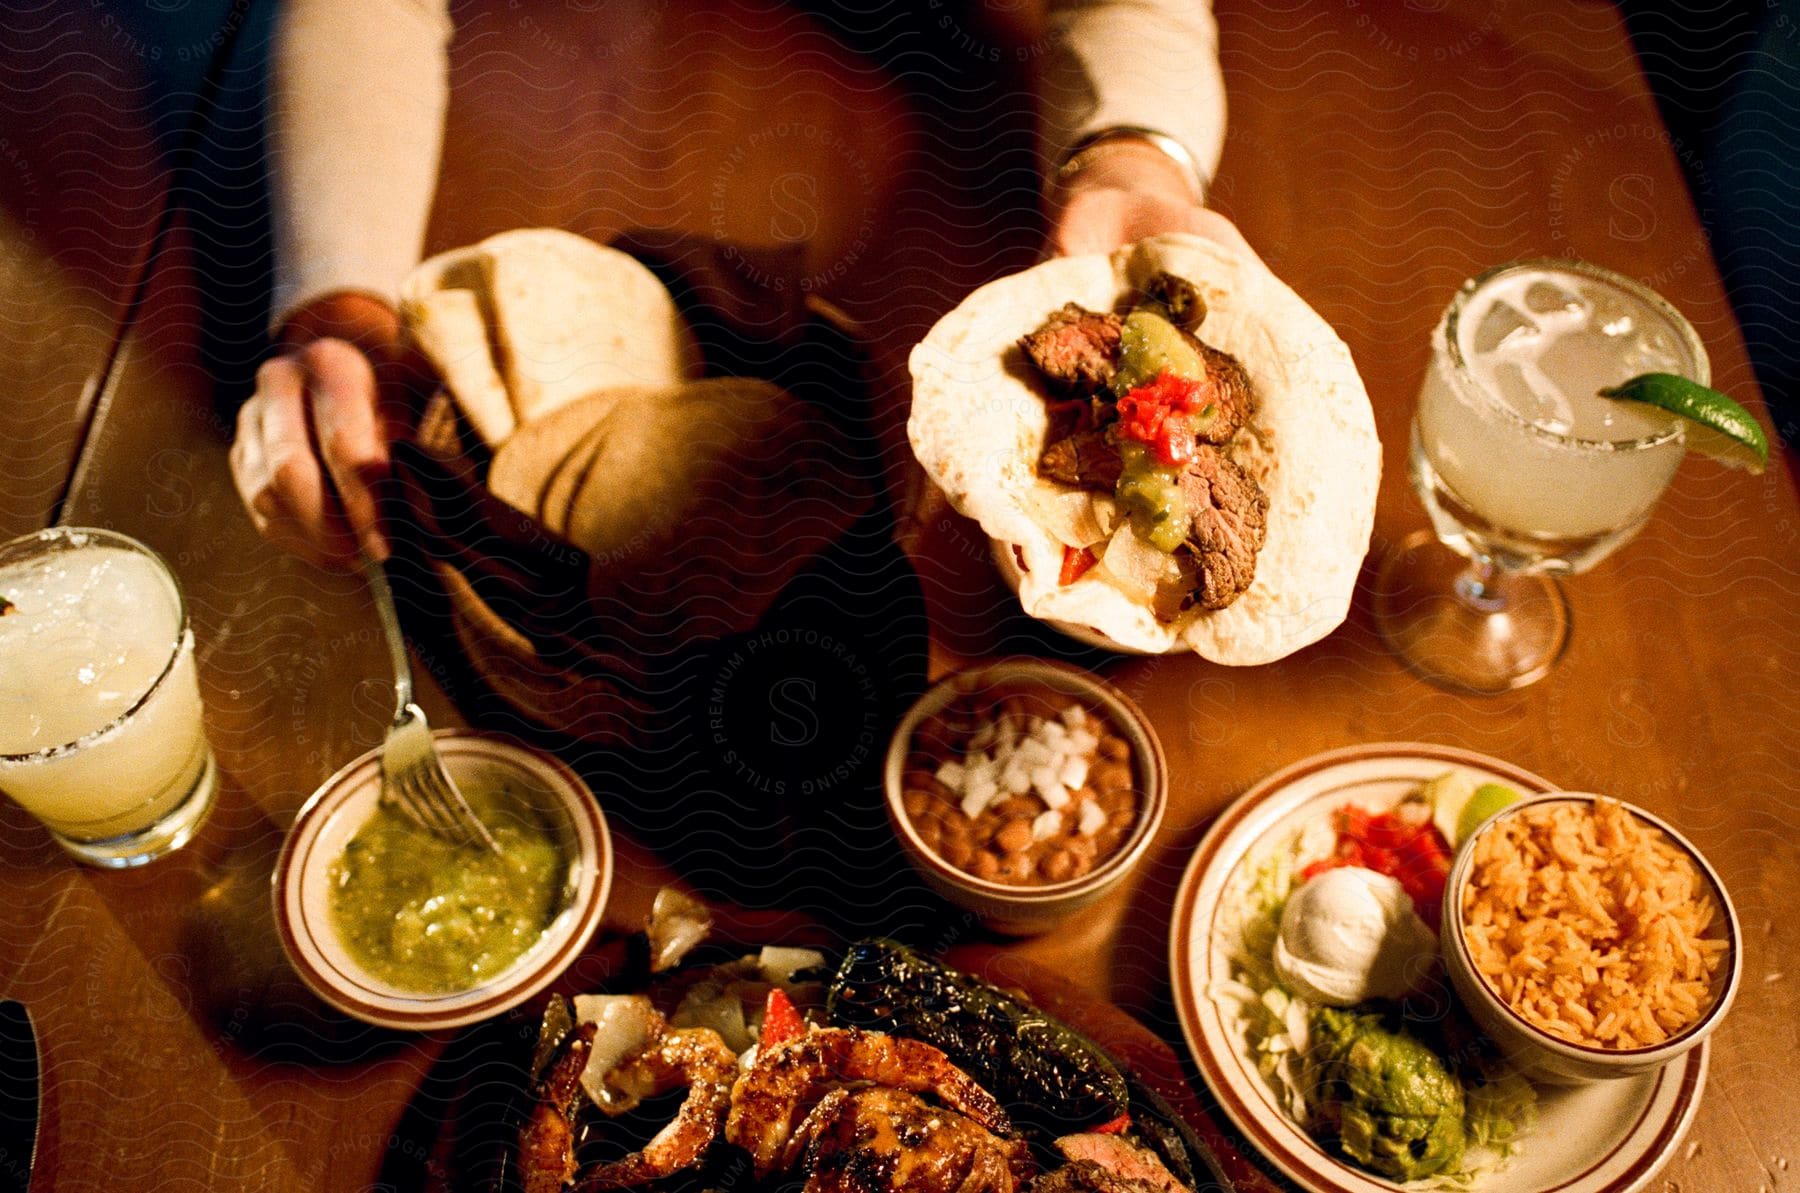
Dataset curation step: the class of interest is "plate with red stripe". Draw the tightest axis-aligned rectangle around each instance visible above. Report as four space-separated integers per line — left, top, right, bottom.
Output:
1168 743 1707 1193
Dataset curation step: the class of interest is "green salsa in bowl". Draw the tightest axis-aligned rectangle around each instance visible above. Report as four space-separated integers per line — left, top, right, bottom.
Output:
328 780 569 994
275 731 612 1029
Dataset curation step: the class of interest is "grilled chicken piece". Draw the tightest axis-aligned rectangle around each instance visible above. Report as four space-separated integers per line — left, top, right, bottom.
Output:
1020 305 1123 394
1039 429 1123 492
789 1087 1033 1193
1179 446 1268 610
1054 1134 1192 1193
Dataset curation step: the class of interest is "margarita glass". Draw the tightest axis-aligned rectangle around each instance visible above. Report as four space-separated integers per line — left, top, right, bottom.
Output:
1373 259 1708 693
0 528 217 865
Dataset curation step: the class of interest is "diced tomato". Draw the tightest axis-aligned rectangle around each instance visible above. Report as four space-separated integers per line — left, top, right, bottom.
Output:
1306 804 1456 927
1394 828 1451 874
1059 546 1099 586
760 988 804 1047
1091 1113 1132 1135
1115 371 1217 468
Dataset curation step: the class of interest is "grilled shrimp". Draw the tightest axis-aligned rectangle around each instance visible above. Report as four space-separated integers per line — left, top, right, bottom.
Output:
725 1026 1015 1177
575 1027 739 1190
519 1022 598 1193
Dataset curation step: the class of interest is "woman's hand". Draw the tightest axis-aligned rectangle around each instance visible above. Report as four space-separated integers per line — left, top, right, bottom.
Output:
1048 135 1256 262
229 292 404 569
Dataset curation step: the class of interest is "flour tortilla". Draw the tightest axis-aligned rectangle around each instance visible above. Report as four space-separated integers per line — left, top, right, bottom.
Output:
402 288 516 447
400 228 699 431
565 378 869 659
488 390 634 522
908 234 1380 663
478 228 695 423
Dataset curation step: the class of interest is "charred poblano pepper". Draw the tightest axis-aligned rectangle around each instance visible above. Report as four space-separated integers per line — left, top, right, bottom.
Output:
827 939 1129 1134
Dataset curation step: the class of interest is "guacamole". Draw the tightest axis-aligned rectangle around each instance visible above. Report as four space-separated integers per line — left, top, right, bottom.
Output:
1310 1006 1466 1181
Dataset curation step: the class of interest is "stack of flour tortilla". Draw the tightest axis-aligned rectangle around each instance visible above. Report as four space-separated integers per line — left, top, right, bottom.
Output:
400 228 862 659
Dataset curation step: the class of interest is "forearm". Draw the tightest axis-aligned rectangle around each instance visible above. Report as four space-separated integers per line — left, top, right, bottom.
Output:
268 0 453 332
1039 0 1226 193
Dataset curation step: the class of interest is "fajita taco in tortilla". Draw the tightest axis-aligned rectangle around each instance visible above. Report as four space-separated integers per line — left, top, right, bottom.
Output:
908 234 1379 662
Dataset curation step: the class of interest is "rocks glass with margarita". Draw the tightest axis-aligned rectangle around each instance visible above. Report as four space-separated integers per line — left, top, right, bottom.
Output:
0 528 217 866
1374 260 1709 693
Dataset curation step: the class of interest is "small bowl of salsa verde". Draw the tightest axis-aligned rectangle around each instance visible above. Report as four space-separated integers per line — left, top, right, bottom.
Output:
274 731 612 1030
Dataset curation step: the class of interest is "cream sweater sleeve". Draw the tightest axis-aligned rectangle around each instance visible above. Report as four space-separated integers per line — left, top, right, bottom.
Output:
1040 0 1227 193
267 0 453 330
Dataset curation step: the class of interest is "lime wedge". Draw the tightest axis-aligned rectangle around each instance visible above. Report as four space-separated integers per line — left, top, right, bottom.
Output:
1598 373 1770 474
1457 783 1522 843
1422 771 1522 847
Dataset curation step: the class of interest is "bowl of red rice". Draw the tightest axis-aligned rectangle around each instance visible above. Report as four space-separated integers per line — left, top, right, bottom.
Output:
1442 793 1740 1084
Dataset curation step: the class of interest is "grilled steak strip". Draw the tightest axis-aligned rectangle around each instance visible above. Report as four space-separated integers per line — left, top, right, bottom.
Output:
1179 446 1268 609
1020 304 1123 395
1054 1134 1192 1193
1039 429 1123 493
1030 1159 1167 1193
1186 342 1252 445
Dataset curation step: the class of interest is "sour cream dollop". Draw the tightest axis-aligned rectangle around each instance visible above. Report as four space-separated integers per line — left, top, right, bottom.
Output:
1273 866 1438 1006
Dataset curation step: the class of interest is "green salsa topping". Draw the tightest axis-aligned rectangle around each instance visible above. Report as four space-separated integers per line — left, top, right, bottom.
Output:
1110 308 1204 396
328 782 568 994
1115 441 1192 552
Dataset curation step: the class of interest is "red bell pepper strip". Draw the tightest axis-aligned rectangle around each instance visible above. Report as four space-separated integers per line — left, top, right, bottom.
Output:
1091 1113 1132 1135
760 988 804 1047
1059 546 1099 585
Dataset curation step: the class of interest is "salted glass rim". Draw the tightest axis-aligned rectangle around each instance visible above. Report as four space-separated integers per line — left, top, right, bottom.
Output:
1438 257 1710 454
0 527 191 764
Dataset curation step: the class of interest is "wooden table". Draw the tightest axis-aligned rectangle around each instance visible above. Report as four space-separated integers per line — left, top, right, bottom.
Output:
1 1 1795 1190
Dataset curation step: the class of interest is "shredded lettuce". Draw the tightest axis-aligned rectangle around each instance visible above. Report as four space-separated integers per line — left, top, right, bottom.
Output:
1211 829 1323 1125
1465 1067 1538 1152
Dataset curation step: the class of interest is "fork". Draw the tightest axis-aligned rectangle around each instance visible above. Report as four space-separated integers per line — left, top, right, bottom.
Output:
363 554 498 852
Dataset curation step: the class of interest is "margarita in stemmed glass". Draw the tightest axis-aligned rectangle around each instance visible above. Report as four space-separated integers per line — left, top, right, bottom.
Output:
1375 259 1708 693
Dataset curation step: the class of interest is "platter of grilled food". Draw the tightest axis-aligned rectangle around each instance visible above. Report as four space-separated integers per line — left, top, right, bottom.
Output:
380 896 1266 1193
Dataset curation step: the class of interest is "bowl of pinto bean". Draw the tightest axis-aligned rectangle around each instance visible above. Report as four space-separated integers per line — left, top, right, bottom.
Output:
884 658 1167 934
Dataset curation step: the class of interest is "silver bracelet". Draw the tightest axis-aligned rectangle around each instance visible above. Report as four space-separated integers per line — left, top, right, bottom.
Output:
1053 127 1208 205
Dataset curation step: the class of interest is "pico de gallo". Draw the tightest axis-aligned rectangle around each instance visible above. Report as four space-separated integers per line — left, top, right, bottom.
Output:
1300 801 1454 929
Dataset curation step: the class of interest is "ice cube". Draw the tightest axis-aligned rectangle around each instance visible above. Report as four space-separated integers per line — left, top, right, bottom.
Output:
1491 360 1573 435
1471 300 1541 357
1524 279 1586 317
1626 328 1679 373
1590 291 1636 338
